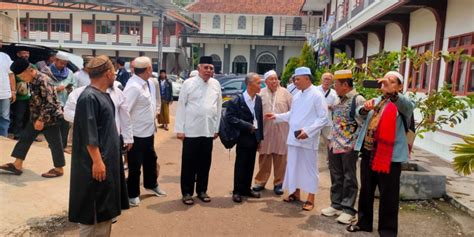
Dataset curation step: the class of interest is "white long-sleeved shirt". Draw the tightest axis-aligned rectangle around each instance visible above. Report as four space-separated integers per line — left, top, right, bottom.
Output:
175 75 222 137
123 74 158 138
74 69 91 88
63 82 133 143
316 85 339 127
275 85 328 150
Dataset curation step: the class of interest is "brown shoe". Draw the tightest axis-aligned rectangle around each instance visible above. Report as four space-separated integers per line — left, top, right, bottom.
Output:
41 168 63 178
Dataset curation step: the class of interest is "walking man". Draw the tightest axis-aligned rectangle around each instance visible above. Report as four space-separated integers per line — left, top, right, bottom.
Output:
252 70 292 196
69 55 123 236
124 56 166 207
227 73 264 203
0 41 14 137
265 67 328 211
175 56 222 205
157 69 173 131
321 70 365 224
0 58 65 177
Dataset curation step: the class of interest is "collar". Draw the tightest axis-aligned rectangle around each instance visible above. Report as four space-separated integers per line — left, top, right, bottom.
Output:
131 74 148 86
243 91 256 102
301 85 313 93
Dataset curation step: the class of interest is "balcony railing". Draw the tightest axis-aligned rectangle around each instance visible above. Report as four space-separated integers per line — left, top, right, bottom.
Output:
15 31 179 48
285 24 318 37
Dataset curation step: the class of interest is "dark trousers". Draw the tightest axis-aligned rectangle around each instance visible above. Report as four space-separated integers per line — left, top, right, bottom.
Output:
233 135 258 195
59 118 70 148
11 122 65 167
180 137 213 196
10 99 30 137
127 135 158 198
357 151 402 237
328 149 359 215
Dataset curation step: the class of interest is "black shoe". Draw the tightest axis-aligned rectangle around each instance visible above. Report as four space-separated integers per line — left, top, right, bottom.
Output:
244 190 261 198
252 184 265 192
274 184 284 195
232 194 242 203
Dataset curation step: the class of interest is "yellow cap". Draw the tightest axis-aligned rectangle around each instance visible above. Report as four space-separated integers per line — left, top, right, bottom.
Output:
334 69 352 80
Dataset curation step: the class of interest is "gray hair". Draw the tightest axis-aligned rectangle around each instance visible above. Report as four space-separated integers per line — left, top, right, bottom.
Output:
245 72 259 85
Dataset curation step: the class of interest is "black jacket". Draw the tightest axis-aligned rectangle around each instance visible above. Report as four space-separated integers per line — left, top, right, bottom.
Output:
158 78 173 102
226 93 264 147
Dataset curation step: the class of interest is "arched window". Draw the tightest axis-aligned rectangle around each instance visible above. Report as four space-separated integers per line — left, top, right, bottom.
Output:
238 16 246 30
293 17 302 31
212 15 221 29
256 52 276 74
232 55 247 74
210 54 222 74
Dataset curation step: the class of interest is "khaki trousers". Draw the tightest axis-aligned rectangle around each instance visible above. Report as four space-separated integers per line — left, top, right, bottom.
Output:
79 220 112 237
254 153 287 186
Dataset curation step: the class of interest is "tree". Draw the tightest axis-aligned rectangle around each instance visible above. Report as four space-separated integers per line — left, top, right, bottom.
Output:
281 43 319 86
281 57 300 86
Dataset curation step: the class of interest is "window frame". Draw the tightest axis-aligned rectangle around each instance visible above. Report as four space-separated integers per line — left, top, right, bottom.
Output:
50 19 71 33
95 20 116 34
212 15 221 29
444 32 474 95
29 18 48 32
120 21 141 35
237 16 246 30
408 41 434 93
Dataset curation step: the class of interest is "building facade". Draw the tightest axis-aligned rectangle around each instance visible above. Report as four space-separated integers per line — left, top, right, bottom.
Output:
185 0 323 75
303 0 474 161
0 2 197 74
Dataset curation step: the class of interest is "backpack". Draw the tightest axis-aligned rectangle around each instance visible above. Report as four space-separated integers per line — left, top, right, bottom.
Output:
349 94 361 122
218 95 242 149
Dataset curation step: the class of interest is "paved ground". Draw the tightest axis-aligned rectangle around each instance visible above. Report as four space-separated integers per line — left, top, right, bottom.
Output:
0 104 472 236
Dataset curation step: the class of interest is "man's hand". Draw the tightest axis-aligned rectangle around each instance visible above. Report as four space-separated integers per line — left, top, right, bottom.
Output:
124 143 133 151
378 77 396 94
10 94 16 104
92 160 106 182
56 85 65 92
177 133 185 141
264 113 276 120
296 129 309 140
213 133 219 140
363 99 375 111
34 120 44 131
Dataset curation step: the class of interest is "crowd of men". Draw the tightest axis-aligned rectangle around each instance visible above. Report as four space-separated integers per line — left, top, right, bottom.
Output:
0 43 414 237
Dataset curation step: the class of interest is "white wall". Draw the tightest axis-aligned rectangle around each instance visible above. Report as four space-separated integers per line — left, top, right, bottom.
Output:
283 46 302 67
229 44 250 73
354 39 364 59
384 23 402 52
200 14 224 34
205 43 224 62
408 8 436 47
142 17 154 44
366 32 380 57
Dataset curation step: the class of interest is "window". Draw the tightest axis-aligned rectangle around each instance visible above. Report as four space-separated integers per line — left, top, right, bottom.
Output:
51 19 70 32
120 21 140 35
30 18 48 32
445 32 474 95
238 16 246 30
232 55 247 74
293 17 302 31
351 0 363 10
409 42 433 92
211 54 222 74
96 20 116 34
256 53 276 74
212 15 221 29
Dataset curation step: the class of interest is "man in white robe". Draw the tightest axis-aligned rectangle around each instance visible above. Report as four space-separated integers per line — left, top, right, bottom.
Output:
265 67 328 211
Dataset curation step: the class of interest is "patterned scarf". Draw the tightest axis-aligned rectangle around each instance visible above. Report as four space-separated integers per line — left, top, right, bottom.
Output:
50 64 69 81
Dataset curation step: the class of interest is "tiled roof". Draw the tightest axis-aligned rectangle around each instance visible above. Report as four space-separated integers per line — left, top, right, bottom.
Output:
167 11 198 28
185 0 305 16
0 2 78 11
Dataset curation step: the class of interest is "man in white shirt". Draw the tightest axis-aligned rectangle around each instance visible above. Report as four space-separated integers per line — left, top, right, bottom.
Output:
123 56 166 207
266 67 328 212
74 56 93 88
0 41 14 137
175 56 222 205
286 75 299 96
316 73 339 162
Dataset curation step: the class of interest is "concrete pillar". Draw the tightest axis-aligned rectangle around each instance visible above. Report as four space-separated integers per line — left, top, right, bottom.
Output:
276 46 284 75
223 44 231 74
249 45 256 72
